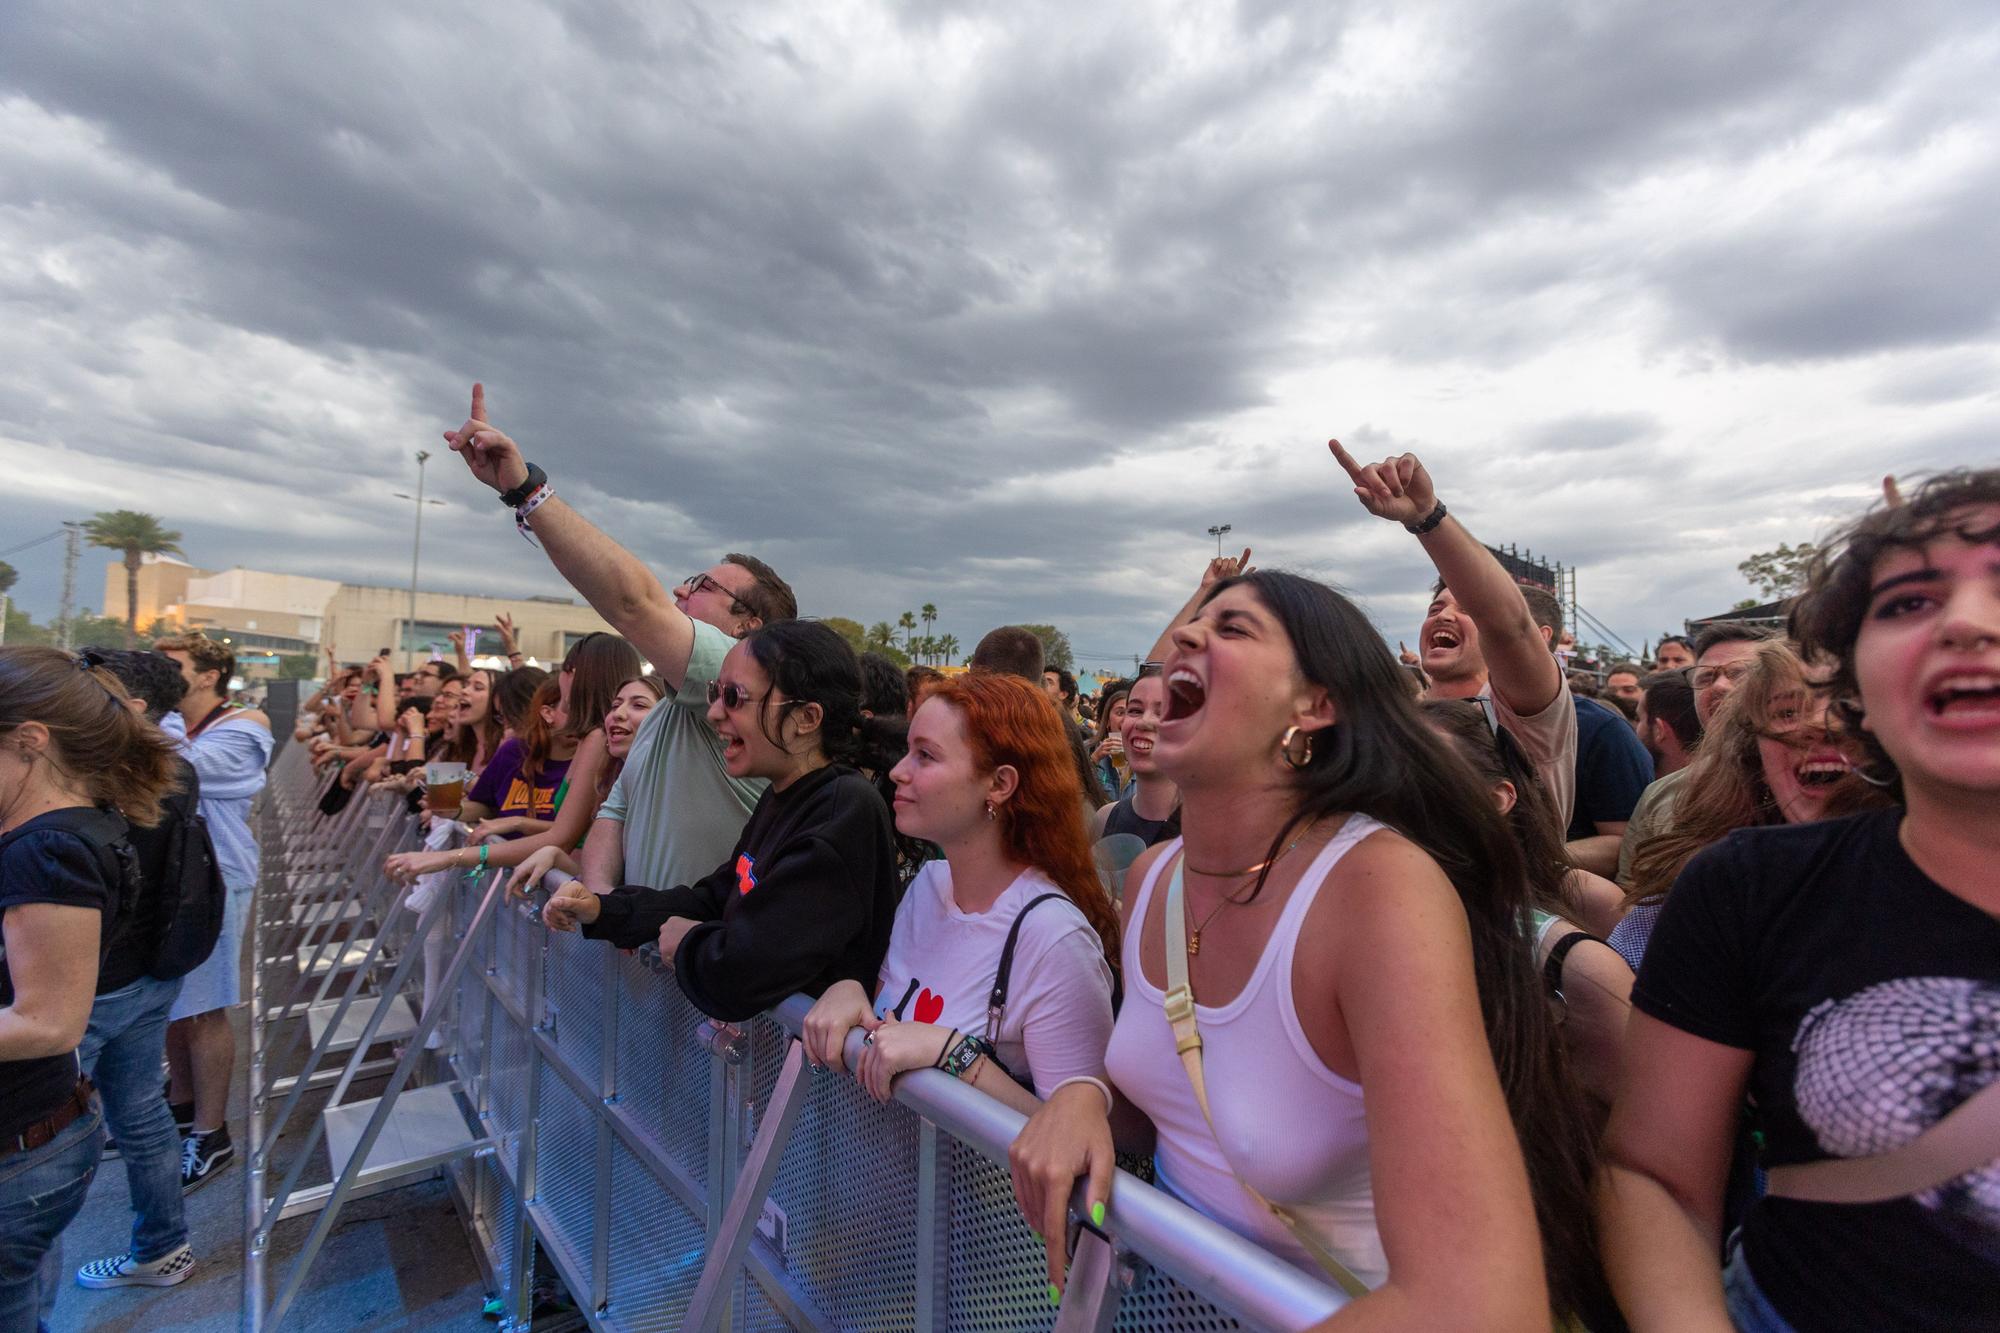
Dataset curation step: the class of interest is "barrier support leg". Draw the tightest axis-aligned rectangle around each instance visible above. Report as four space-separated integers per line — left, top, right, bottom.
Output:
258 871 508 1331
684 1039 812 1333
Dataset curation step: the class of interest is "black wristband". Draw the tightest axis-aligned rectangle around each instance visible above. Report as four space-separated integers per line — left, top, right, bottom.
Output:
1404 499 1448 535
497 463 547 509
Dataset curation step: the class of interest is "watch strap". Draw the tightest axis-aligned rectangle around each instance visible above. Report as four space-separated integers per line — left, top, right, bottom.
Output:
497 463 547 508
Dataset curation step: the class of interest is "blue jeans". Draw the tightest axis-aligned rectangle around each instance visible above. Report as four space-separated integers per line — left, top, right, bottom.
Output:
0 1100 103 1333
78 974 188 1262
1723 1242 1799 1333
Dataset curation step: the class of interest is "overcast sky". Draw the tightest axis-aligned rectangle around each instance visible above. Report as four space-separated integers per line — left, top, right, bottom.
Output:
3 1 1995 668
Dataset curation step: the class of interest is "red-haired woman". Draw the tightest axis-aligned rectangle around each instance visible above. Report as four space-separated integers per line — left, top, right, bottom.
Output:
803 672 1120 1114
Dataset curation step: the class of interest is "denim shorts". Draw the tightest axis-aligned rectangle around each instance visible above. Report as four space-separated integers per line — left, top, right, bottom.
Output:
1723 1241 1799 1333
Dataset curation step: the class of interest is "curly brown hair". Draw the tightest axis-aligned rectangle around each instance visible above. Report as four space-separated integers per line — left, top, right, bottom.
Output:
1789 468 2000 788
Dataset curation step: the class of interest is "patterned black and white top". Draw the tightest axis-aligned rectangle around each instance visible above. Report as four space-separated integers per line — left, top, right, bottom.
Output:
1634 809 2000 1333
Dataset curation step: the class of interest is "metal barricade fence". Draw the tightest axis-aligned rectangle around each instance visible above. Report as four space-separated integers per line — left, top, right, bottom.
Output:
244 744 1348 1332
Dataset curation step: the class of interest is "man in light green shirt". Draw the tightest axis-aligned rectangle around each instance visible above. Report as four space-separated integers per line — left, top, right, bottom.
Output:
441 384 797 894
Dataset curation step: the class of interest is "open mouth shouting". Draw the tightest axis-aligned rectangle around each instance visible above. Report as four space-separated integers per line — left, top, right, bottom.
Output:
1924 669 2000 727
1792 749 1852 789
1424 624 1463 661
1164 666 1207 723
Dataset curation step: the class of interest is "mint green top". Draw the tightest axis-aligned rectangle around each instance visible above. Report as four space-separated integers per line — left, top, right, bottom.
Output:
596 619 766 890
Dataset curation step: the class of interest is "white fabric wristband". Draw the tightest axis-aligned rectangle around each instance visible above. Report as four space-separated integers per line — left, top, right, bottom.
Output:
515 483 553 543
1047 1075 1115 1114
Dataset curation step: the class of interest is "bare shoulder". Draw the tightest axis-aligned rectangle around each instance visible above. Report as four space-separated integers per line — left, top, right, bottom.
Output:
1310 824 1466 940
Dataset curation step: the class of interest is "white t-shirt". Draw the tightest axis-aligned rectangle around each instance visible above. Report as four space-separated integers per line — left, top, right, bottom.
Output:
874 862 1115 1099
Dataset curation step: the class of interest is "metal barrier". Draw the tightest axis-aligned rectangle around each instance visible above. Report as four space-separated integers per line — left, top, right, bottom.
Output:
244 741 1349 1332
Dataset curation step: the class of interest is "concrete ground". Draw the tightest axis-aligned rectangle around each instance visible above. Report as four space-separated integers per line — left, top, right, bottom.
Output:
54 976 493 1331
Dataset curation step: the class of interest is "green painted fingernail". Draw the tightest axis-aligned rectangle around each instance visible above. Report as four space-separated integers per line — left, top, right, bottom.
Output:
1090 1201 1105 1227
1048 1283 1061 1307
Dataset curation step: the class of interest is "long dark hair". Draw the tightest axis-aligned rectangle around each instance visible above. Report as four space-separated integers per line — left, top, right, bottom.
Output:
742 620 923 875
741 620 904 773
1422 699 1578 924
558 633 644 745
1203 572 1605 1325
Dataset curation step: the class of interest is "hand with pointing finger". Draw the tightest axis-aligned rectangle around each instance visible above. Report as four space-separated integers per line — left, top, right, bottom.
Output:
444 382 530 494
1200 547 1254 588
1328 439 1437 529
1398 640 1420 667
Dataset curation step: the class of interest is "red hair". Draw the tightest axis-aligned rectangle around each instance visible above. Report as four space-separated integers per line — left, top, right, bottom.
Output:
928 673 1121 970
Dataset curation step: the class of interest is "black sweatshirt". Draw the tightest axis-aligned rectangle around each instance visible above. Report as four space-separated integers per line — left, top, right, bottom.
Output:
583 764 897 1022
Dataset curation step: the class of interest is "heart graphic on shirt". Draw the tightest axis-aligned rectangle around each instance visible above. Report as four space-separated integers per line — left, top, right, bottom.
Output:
914 988 945 1024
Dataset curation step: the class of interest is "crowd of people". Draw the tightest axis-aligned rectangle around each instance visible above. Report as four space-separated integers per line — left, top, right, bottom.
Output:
1 381 1991 1333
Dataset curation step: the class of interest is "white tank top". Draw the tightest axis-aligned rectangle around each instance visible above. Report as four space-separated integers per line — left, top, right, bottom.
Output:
1105 814 1388 1287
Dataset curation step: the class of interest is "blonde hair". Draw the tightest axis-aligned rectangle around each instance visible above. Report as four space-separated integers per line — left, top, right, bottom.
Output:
153 631 235 694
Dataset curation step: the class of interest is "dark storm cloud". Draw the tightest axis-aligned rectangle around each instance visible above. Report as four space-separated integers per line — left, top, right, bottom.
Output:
2 0 1996 655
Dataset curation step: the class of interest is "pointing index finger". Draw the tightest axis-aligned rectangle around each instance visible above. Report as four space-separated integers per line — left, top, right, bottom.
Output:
1327 438 1366 484
470 382 486 425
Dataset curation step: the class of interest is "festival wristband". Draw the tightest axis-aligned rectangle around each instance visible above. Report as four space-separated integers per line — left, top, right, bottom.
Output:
515 483 554 545
939 1033 995 1081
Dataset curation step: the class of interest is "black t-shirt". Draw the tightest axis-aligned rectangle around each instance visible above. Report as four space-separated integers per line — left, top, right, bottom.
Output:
585 765 898 1022
0 808 123 1137
1565 695 1653 840
1633 810 2000 1333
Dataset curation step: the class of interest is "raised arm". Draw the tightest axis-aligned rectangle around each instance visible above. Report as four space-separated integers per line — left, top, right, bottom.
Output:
370 656 397 731
1145 549 1253 664
1330 441 1563 716
444 384 698 687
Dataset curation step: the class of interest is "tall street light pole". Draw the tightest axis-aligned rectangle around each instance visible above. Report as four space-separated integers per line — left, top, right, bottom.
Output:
393 450 446 672
1206 523 1232 557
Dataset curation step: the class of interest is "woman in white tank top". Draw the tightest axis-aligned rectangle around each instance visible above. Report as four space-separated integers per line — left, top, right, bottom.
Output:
1008 568 1595 1331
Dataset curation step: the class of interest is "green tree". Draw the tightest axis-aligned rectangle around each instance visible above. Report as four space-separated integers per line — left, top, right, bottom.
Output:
935 632 960 665
60 609 133 651
896 610 918 656
1019 623 1075 673
4 605 52 646
276 654 320 680
0 560 16 597
1737 542 1818 601
821 617 869 655
920 603 938 661
84 510 185 648
862 621 910 667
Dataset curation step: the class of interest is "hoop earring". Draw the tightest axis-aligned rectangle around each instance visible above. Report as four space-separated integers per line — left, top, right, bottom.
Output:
1278 725 1315 770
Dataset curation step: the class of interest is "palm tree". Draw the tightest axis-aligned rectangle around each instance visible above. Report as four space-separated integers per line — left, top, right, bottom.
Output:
920 603 938 661
936 633 959 665
865 621 899 654
897 610 918 656
84 510 184 648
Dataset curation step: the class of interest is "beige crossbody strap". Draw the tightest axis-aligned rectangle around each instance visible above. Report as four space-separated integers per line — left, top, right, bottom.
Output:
1162 855 1370 1300
1765 1076 2000 1205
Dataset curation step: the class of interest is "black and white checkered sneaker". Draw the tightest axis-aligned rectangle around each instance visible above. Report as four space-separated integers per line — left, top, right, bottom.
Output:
76 1244 196 1289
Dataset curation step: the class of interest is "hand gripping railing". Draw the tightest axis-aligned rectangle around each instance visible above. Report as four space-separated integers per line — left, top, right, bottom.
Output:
242 777 1350 1332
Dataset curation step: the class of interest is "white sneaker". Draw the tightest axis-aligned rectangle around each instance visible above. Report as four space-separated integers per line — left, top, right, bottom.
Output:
77 1244 196 1289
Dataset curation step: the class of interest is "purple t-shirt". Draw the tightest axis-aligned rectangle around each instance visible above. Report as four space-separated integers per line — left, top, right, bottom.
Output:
466 738 572 828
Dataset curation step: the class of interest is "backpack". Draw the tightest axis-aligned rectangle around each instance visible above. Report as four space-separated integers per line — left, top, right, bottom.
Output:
144 800 229 981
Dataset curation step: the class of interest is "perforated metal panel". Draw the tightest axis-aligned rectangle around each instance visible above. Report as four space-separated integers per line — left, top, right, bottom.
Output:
1111 1265 1242 1333
945 1138 1059 1332
544 926 606 1089
534 1062 599 1290
761 1061 923 1332
601 1136 707 1332
610 954 712 1188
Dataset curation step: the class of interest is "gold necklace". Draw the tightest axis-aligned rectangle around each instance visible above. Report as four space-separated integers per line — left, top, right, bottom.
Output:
1180 830 1307 957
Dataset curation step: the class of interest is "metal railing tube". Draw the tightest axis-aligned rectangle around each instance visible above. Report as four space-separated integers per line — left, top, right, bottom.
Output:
768 994 1349 1331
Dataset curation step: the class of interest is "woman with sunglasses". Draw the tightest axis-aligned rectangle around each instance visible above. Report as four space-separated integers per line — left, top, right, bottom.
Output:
540 621 900 1021
1601 471 2000 1333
